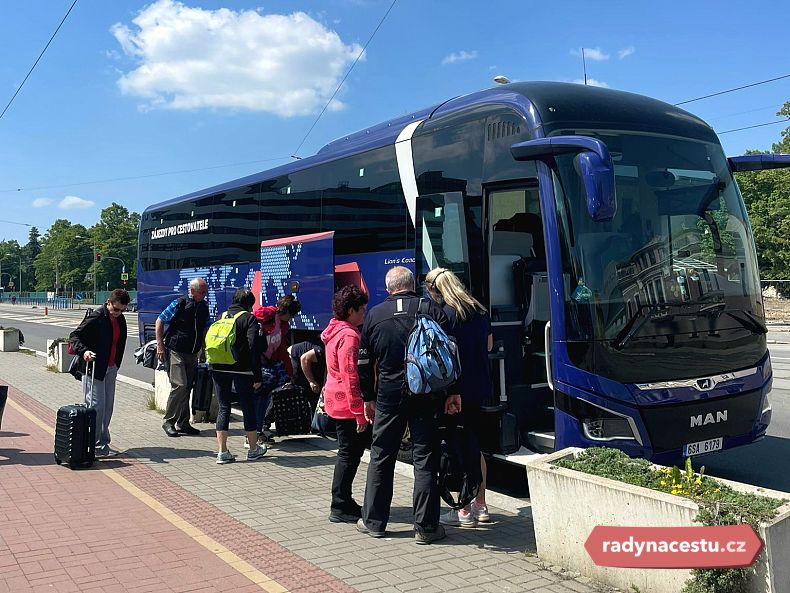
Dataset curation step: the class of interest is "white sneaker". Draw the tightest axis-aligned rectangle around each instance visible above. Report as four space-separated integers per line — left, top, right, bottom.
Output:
439 508 476 528
246 444 268 461
216 450 235 464
471 501 490 523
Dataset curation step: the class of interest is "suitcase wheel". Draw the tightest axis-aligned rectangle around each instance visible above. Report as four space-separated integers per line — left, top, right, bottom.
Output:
54 454 62 465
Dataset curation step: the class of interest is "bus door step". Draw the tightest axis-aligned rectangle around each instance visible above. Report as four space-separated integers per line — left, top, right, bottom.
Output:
526 430 555 453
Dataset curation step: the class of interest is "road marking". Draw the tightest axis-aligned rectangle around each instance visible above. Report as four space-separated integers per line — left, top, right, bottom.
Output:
6 397 288 593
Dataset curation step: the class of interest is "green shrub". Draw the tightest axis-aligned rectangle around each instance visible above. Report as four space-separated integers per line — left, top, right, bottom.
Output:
555 447 786 593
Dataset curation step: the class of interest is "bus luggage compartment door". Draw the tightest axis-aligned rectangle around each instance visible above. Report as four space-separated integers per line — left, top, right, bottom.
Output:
259 231 335 331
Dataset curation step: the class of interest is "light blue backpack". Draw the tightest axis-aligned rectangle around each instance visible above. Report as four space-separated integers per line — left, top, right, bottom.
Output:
405 300 461 395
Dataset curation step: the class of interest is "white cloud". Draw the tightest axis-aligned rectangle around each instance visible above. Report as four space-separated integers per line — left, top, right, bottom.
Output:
571 47 609 61
441 50 478 65
572 78 609 88
58 196 95 209
618 46 635 59
32 198 53 208
111 0 363 117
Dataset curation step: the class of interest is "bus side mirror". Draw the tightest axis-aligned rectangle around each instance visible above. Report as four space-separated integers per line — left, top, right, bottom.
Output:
727 154 790 172
510 135 617 222
577 151 616 222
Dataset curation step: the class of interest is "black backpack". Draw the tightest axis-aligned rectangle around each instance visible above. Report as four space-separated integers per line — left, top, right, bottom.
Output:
438 421 481 510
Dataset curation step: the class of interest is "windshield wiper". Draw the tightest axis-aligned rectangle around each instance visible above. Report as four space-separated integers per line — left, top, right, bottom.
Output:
724 310 768 335
611 304 663 350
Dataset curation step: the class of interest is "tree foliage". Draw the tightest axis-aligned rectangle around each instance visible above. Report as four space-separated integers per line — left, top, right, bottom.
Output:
34 220 91 292
736 100 790 279
88 203 140 291
0 239 22 291
22 227 41 291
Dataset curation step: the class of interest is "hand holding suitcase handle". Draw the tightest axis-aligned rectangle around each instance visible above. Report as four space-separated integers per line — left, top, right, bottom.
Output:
83 350 97 362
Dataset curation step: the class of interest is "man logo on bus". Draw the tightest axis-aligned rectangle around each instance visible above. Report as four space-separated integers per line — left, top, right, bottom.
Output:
690 410 728 428
696 378 713 390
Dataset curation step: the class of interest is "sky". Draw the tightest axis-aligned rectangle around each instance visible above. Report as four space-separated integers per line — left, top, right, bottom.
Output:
1 0 789 246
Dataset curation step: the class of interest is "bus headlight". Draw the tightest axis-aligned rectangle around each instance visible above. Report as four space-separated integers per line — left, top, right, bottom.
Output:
582 417 636 440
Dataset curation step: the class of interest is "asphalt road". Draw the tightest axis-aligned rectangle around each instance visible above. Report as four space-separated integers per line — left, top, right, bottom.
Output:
699 341 790 492
2 304 789 494
0 305 154 385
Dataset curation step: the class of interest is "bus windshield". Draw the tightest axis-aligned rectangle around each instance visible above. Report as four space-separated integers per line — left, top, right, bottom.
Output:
552 131 763 344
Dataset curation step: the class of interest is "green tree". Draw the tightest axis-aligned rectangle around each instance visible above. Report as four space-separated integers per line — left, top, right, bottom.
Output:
0 239 22 293
736 101 790 280
88 203 140 291
22 226 41 291
773 101 790 153
34 220 91 294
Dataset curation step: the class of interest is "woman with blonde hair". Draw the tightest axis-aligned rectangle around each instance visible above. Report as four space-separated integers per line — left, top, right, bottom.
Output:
425 267 492 527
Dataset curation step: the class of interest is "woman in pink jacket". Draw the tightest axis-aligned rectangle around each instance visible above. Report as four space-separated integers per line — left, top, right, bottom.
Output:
321 284 369 523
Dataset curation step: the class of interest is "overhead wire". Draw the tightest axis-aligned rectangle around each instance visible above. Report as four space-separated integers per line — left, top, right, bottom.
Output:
718 118 790 135
0 0 79 121
674 73 790 106
291 0 398 158
0 156 292 194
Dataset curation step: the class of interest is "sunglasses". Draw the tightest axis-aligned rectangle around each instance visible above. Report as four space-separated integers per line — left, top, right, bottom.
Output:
108 303 126 313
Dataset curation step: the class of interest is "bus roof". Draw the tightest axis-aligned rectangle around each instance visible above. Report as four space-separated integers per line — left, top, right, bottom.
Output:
144 81 716 213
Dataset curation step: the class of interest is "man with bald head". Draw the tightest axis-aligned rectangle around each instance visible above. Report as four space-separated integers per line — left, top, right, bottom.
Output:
356 266 452 545
156 277 210 437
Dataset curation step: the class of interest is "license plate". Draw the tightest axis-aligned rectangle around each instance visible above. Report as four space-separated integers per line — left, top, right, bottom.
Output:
683 437 723 457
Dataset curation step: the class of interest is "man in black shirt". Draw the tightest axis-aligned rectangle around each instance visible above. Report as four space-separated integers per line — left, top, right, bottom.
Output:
356 266 456 545
156 278 210 437
289 340 325 409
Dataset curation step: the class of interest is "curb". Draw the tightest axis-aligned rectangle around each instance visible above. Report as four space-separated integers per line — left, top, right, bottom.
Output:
33 349 154 392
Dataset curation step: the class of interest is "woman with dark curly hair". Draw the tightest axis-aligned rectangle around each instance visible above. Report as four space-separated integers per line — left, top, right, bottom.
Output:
321 284 369 523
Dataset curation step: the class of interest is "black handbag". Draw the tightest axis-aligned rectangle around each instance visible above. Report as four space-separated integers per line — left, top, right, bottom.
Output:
310 391 336 438
67 355 85 382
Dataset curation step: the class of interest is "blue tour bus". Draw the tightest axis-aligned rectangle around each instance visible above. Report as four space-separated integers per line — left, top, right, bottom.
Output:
137 81 790 464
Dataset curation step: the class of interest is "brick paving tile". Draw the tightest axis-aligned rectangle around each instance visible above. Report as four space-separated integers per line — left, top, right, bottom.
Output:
0 350 615 593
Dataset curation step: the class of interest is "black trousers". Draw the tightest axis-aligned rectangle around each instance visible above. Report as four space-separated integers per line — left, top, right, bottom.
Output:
362 394 443 534
331 418 370 515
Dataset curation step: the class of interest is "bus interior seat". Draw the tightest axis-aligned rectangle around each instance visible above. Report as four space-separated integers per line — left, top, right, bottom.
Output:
490 232 533 309
494 213 545 259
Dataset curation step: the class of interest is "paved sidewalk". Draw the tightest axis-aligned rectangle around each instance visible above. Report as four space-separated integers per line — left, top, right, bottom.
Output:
0 351 611 593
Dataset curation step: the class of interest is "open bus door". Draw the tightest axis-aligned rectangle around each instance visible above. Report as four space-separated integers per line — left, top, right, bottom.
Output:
258 231 336 333
484 183 555 455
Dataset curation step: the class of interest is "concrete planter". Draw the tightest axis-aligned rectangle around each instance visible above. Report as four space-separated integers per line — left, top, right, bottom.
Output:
526 448 790 593
0 329 19 352
46 340 71 373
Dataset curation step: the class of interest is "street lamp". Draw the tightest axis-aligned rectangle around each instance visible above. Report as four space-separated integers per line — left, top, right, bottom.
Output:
4 254 22 293
75 235 96 303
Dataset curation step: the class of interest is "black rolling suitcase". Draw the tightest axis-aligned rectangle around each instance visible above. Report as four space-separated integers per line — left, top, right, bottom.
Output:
191 363 213 412
270 384 313 436
55 361 96 469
